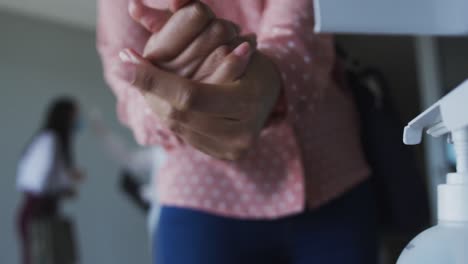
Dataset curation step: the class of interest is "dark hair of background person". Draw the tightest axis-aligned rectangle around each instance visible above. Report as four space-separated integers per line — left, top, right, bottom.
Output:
20 97 78 169
42 97 78 168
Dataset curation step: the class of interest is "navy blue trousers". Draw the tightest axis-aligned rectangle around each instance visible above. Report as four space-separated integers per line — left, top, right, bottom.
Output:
154 181 377 264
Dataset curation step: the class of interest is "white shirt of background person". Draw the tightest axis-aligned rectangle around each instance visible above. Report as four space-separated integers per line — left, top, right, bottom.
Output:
17 131 76 195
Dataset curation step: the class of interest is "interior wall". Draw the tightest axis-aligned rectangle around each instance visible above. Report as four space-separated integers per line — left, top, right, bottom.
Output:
438 37 468 91
337 34 425 197
337 35 421 123
337 35 424 264
0 11 151 264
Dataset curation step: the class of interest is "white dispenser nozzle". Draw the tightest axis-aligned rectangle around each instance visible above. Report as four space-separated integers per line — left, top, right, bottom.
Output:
397 80 468 264
403 79 468 146
402 79 468 222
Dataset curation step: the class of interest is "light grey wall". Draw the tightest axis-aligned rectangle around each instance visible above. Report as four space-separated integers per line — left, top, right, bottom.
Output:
0 11 151 264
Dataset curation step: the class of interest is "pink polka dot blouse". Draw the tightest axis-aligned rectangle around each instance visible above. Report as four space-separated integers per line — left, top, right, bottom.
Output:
97 0 371 219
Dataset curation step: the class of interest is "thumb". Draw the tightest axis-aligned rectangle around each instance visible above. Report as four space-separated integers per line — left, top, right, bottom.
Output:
129 0 172 33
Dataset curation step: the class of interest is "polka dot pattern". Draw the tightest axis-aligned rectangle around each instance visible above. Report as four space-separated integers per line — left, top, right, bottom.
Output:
99 0 371 219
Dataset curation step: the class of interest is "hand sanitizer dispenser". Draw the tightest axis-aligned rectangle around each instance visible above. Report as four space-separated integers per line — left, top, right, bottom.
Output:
397 80 468 264
312 0 468 262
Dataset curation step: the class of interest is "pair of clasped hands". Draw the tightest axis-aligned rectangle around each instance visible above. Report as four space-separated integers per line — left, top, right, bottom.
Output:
118 0 281 160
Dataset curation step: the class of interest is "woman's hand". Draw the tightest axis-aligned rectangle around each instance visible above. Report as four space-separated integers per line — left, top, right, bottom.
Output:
128 0 254 81
119 45 281 160
118 1 282 160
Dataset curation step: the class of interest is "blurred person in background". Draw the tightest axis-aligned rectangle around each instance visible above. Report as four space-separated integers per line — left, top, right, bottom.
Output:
16 97 85 264
98 0 377 264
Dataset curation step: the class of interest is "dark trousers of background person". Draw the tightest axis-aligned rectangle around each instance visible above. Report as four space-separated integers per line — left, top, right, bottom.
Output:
154 180 377 264
16 194 58 264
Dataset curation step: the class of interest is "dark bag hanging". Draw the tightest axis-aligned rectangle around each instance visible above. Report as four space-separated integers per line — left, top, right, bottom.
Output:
336 46 430 233
119 169 151 213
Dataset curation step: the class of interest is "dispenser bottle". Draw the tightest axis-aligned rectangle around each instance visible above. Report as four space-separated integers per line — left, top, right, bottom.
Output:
397 80 468 264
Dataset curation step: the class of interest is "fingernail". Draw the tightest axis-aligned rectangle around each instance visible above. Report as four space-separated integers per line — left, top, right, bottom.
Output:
233 42 251 57
119 49 141 64
119 50 131 62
